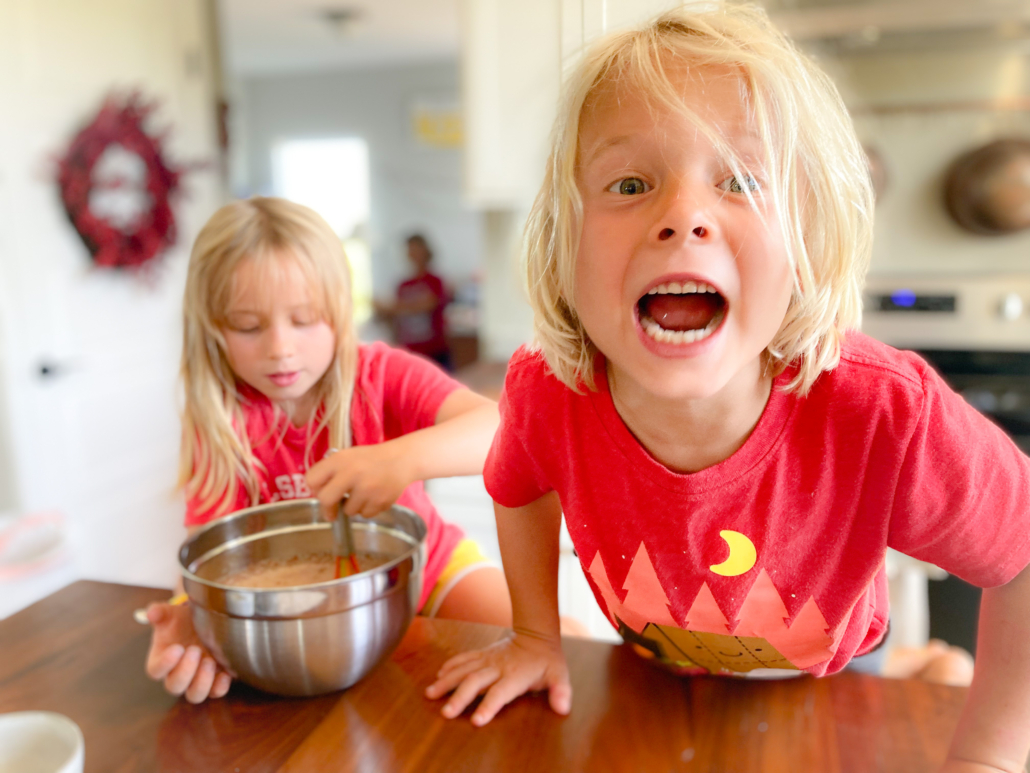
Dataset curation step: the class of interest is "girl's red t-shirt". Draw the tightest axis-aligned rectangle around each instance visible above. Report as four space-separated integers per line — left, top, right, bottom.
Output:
185 342 464 611
485 333 1030 676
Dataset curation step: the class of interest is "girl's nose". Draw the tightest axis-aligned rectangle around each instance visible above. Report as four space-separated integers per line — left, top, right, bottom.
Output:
266 322 295 359
651 181 717 244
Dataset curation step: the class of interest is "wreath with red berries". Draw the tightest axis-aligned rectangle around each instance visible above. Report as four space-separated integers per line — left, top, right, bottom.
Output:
56 93 182 269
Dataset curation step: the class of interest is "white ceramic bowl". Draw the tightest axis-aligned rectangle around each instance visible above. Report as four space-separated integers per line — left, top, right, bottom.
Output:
0 712 84 773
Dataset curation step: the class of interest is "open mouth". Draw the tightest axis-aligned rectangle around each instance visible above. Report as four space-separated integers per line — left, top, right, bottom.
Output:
637 280 727 344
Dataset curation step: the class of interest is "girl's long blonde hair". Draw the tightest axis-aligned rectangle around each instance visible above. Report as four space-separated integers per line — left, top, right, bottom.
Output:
525 3 874 394
179 197 358 517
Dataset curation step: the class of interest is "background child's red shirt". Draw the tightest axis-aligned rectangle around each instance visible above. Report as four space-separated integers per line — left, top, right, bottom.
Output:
186 341 464 611
485 333 1030 675
395 273 448 357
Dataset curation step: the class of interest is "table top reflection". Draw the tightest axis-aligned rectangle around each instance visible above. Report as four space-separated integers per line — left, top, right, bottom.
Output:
0 581 967 773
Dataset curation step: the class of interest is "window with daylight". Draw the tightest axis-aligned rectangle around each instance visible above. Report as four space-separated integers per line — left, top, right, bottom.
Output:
272 137 372 324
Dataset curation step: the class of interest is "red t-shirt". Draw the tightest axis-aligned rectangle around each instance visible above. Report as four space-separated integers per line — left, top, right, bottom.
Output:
395 273 448 356
185 342 465 611
485 333 1030 677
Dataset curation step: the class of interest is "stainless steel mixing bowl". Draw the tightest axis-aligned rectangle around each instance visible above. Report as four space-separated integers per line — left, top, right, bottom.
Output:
179 499 426 697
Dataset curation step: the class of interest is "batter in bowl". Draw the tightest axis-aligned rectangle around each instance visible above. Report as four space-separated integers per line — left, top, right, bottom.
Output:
220 552 389 588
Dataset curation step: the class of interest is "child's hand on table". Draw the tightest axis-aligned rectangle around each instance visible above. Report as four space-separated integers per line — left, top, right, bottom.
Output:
424 630 572 726
145 601 233 703
306 442 414 519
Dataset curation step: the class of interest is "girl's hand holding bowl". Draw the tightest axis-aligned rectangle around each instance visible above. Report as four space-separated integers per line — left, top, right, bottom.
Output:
145 600 233 703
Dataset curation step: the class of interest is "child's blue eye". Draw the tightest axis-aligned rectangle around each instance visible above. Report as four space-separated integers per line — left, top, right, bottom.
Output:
721 175 760 194
608 177 650 195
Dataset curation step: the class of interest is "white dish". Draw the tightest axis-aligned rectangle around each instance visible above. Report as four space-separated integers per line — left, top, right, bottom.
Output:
0 711 84 773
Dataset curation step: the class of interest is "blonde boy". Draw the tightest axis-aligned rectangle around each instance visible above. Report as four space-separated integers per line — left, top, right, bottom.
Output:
427 5 1030 770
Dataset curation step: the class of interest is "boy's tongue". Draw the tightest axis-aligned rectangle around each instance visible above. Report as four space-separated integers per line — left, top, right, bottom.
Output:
640 293 722 332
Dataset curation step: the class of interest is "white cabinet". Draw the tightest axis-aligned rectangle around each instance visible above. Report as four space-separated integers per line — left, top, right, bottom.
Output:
560 0 693 73
460 0 561 208
461 0 687 208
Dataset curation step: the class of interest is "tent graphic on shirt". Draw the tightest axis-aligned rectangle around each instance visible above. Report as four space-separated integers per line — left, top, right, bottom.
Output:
619 621 799 673
588 543 839 673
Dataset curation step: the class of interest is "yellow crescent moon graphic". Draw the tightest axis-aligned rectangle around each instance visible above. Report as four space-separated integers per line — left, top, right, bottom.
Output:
709 530 757 577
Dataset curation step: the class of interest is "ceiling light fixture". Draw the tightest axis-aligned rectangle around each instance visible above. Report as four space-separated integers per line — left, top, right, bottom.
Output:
318 7 365 37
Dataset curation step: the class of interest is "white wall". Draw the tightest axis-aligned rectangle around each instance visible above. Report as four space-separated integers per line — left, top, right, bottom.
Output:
480 210 534 361
0 0 224 613
825 46 1030 276
236 61 484 300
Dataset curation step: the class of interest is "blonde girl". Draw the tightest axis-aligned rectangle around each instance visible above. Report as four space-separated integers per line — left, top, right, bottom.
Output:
427 5 1030 770
145 197 511 703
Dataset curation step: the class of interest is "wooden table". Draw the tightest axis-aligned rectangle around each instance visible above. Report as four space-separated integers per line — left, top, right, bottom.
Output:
0 581 967 773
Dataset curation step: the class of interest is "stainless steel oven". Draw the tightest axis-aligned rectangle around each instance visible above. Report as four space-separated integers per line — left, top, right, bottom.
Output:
863 273 1030 655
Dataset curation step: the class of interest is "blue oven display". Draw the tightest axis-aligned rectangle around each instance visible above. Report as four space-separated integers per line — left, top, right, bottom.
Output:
871 291 956 312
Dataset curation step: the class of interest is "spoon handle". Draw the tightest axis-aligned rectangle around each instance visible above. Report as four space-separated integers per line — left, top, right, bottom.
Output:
324 449 361 577
332 502 360 577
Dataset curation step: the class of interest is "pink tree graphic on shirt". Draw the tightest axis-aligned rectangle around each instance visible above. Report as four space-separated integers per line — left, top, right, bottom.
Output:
684 581 731 635
618 543 678 632
776 596 837 669
727 568 837 668
588 551 626 628
732 569 790 639
587 544 676 633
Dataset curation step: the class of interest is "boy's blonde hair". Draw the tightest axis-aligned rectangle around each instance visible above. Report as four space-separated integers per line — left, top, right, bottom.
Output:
179 197 358 518
525 2 873 394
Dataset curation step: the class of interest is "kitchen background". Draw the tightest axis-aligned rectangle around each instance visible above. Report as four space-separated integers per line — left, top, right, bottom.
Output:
2 0 1030 654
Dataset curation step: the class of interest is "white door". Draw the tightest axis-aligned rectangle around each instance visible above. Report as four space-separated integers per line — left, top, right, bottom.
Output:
0 0 224 613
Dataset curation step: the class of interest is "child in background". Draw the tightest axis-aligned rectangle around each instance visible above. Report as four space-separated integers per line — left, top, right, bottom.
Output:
376 234 452 370
426 5 1030 769
145 197 511 703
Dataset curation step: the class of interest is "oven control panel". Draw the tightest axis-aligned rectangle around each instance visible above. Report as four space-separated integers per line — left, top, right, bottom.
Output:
862 274 1030 350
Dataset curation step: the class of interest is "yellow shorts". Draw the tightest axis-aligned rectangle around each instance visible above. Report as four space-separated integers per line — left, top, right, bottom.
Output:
422 538 495 618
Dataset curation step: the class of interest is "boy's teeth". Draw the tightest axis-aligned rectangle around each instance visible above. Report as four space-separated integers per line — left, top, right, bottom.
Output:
641 313 722 344
646 281 715 295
